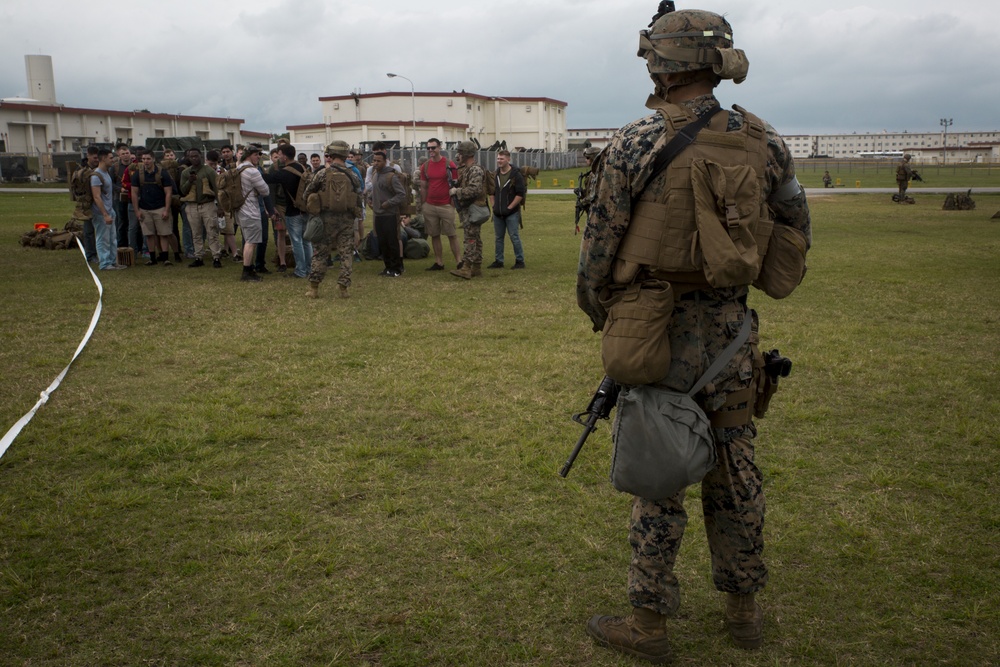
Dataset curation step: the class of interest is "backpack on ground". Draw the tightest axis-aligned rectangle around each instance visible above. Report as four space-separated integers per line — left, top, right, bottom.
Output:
283 163 312 211
217 165 251 214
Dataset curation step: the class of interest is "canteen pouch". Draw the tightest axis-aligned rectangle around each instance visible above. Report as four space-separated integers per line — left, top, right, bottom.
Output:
600 279 674 386
468 203 491 225
752 223 808 299
690 158 767 288
610 384 718 500
305 192 322 216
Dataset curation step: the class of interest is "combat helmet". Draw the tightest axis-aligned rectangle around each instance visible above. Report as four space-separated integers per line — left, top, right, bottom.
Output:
583 146 601 160
325 140 351 159
456 140 478 157
637 2 749 85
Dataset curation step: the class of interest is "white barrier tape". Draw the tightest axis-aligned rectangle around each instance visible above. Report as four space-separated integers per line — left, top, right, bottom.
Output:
0 240 104 461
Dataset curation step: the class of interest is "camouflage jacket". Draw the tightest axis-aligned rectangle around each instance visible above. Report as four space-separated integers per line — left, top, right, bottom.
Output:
576 93 812 331
454 162 486 210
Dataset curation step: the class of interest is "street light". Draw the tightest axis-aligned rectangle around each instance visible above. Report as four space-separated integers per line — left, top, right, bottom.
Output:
940 118 953 165
386 72 417 173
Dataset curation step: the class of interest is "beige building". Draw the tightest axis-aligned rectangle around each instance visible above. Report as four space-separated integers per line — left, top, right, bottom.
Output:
288 91 567 152
0 55 246 154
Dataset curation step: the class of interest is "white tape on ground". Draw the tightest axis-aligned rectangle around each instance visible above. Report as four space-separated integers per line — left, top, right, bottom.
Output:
0 240 104 461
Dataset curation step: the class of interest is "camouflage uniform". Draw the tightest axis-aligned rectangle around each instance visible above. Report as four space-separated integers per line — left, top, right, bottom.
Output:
896 155 913 200
303 165 363 288
577 92 811 614
454 162 487 266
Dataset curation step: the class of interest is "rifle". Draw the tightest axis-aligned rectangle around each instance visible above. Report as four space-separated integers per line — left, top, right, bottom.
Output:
911 170 924 182
559 375 620 477
573 183 585 234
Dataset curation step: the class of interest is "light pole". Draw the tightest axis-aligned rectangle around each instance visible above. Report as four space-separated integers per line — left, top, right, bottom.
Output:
386 73 417 173
940 118 952 165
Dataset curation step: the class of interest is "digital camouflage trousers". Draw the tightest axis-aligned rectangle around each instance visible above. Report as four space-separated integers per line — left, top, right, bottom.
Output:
308 213 355 287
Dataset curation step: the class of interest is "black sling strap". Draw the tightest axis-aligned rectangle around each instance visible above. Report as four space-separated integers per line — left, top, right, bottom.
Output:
632 104 722 207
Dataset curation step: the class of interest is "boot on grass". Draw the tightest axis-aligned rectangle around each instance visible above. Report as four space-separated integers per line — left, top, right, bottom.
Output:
586 607 670 664
450 264 473 280
725 593 763 650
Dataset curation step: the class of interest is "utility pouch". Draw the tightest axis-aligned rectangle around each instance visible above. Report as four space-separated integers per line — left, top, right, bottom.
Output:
690 158 766 288
752 224 808 299
468 203 491 225
600 279 674 386
610 385 717 500
303 215 327 244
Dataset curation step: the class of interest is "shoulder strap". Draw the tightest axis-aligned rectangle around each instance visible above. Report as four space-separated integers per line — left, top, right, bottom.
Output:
633 105 722 208
687 313 751 397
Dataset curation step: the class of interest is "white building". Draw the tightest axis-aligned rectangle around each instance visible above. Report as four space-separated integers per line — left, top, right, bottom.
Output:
567 128 618 152
0 55 246 154
288 91 568 152
784 129 1000 163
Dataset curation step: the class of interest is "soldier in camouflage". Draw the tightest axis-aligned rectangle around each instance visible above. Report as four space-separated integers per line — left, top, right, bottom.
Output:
449 141 488 280
71 145 101 262
303 141 363 299
578 5 811 663
896 153 914 202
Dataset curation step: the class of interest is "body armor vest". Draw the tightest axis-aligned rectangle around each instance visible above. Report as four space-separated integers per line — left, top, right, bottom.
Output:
613 100 774 289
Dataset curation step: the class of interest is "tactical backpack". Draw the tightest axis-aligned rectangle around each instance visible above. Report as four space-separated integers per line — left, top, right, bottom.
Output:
216 165 251 214
283 163 312 211
69 164 95 209
307 165 356 215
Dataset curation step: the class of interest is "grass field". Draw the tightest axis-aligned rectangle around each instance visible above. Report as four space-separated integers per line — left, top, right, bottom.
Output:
1 191 999 666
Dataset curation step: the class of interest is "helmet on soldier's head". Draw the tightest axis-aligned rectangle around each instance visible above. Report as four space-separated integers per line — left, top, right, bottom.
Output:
903 153 911 160
325 140 351 159
638 8 749 84
456 140 478 157
583 146 601 160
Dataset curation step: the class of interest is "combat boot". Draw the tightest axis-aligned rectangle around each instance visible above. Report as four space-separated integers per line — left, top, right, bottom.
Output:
306 281 320 298
338 285 350 299
725 593 763 650
450 264 473 280
471 262 482 277
586 607 670 664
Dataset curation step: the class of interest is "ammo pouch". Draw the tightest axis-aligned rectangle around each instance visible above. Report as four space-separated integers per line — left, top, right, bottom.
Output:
691 157 769 288
609 314 751 500
752 224 808 299
600 279 674 386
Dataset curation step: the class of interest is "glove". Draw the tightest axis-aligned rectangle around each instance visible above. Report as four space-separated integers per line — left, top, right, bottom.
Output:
448 188 459 196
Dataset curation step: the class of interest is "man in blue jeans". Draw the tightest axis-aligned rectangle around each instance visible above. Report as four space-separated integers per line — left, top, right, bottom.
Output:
487 150 526 269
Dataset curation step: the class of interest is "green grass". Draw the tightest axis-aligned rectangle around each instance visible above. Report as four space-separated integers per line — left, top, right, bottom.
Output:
1 192 999 666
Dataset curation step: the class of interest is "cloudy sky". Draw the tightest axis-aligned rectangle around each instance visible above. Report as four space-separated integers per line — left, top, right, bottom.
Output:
1 0 997 138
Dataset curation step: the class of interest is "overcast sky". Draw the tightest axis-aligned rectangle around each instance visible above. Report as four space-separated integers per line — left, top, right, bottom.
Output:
2 0 997 138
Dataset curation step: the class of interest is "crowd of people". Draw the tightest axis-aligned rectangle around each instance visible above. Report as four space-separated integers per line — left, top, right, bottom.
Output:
69 137 531 295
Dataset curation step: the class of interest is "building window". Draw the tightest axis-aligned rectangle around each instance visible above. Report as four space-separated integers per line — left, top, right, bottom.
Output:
467 104 472 110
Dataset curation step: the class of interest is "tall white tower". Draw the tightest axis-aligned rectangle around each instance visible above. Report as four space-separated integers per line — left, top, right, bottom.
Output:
24 55 57 104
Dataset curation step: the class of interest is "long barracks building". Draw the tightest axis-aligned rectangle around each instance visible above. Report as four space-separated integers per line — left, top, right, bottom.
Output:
287 91 568 152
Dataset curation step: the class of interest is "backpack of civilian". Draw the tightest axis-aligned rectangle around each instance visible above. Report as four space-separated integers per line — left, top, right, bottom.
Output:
217 165 251 214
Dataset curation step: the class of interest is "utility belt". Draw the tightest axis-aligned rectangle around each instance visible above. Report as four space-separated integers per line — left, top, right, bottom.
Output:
600 275 774 433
